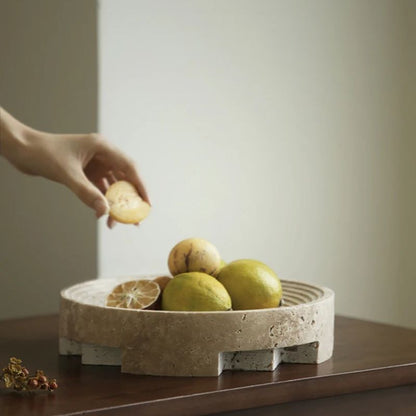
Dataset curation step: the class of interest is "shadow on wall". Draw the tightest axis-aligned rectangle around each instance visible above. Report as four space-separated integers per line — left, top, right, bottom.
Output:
0 0 98 319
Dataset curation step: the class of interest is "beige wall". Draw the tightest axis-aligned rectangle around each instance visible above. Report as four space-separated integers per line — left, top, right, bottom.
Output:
99 0 416 328
1 0 414 328
399 0 416 328
0 0 98 319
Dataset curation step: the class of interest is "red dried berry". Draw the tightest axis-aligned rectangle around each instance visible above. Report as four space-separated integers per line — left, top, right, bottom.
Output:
21 367 29 376
40 383 49 390
28 378 39 389
38 375 47 384
49 381 58 390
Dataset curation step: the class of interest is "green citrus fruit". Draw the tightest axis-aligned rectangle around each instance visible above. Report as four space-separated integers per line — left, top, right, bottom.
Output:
217 259 282 310
162 272 231 311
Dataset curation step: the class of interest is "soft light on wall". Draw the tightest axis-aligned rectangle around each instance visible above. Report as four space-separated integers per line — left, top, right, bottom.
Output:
1 0 414 327
98 0 416 328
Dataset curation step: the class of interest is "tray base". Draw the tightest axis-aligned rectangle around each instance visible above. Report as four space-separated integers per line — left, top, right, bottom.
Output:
60 338 322 372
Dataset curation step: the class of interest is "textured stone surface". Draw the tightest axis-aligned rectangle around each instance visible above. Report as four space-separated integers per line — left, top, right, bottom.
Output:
81 343 121 366
59 277 334 376
59 337 81 355
222 348 280 371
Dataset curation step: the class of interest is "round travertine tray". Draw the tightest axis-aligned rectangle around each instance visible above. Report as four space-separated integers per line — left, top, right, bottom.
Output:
59 276 334 377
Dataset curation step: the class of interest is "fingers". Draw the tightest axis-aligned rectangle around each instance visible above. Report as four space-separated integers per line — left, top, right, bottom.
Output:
108 171 118 184
97 176 117 229
85 139 151 229
107 215 117 229
99 142 151 205
125 165 151 205
95 177 109 195
66 172 110 218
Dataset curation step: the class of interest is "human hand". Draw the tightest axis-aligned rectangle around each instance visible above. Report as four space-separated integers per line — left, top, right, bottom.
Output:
0 108 150 228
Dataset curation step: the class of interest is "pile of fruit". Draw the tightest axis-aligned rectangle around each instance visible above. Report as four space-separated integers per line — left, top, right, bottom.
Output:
106 238 282 312
104 181 282 311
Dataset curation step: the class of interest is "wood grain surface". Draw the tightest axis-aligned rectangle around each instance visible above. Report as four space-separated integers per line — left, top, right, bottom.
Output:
0 315 415 416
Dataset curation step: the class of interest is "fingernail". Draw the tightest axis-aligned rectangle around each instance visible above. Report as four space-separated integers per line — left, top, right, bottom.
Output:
94 198 109 218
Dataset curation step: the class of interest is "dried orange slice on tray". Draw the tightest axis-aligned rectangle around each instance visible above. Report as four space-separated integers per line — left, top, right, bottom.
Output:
105 180 151 224
106 280 160 309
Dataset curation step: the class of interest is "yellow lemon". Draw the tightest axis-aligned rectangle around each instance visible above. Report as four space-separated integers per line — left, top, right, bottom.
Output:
105 180 150 224
217 259 282 310
162 272 231 311
168 238 221 276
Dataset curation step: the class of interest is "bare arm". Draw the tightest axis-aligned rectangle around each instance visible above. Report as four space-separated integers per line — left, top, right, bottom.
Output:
0 107 150 227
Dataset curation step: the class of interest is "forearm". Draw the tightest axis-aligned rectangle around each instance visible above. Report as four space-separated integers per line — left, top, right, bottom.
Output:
0 108 40 171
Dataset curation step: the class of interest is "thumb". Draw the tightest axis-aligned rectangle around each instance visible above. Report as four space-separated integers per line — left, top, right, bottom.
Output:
67 173 109 218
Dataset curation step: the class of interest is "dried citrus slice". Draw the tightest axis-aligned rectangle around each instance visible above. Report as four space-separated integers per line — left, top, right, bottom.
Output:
105 180 151 224
106 280 160 309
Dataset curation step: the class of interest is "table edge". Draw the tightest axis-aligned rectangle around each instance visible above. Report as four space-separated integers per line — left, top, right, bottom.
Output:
60 363 416 416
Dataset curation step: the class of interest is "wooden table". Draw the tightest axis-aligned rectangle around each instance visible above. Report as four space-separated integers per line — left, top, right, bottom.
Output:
0 315 415 416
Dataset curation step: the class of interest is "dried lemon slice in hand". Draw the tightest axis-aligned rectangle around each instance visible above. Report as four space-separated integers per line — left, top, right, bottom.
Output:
106 280 161 309
105 180 151 224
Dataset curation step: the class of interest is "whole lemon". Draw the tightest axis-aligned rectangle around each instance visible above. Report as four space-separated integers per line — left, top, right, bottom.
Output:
168 238 221 276
162 272 231 311
217 260 282 310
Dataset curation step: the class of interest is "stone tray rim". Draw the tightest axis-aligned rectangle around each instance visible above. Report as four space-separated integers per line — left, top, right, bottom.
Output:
61 276 334 315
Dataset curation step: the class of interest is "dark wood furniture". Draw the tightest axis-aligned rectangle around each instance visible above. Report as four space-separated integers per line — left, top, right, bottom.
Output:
0 315 415 416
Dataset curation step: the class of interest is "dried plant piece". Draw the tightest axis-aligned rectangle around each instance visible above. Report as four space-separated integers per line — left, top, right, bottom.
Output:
2 372 13 389
1 357 58 392
105 180 151 224
106 280 161 310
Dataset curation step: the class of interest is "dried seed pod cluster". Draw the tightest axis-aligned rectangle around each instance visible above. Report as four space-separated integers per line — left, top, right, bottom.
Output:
1 357 58 392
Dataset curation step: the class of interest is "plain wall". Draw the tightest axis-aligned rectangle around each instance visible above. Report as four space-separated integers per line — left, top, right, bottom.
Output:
0 0 98 319
399 0 416 327
99 0 416 328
